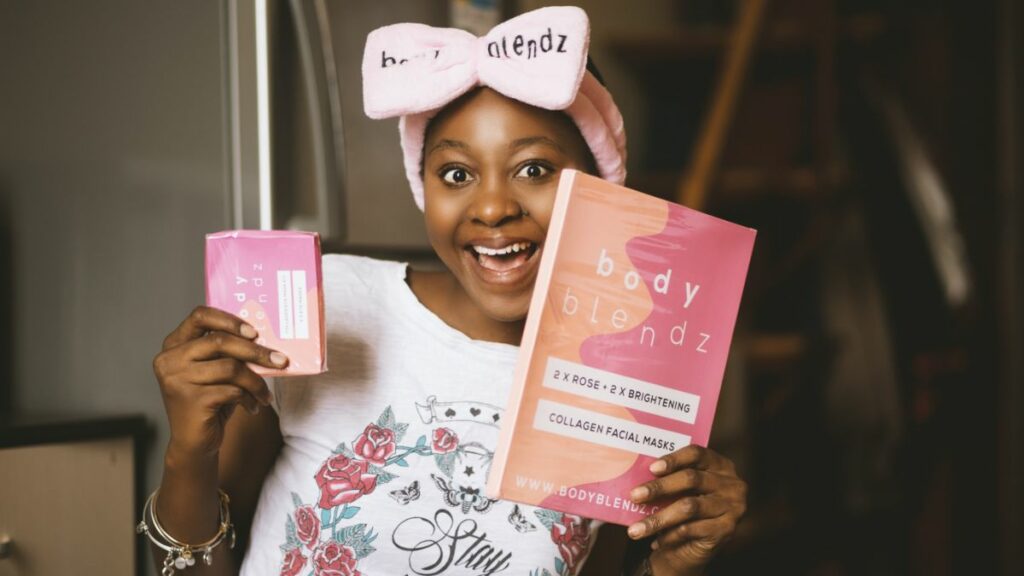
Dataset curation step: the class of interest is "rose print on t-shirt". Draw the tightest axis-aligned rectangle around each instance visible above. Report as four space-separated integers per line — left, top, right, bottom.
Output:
278 405 471 573
550 514 592 575
280 548 306 576
311 541 362 576
431 427 459 454
352 423 397 466
278 398 595 576
294 506 320 549
279 405 424 573
315 455 378 508
531 510 593 576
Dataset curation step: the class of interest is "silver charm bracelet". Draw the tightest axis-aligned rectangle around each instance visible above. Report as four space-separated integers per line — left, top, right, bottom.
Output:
137 489 236 575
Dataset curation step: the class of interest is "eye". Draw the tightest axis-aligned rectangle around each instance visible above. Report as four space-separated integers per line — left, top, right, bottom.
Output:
515 162 553 180
440 166 474 186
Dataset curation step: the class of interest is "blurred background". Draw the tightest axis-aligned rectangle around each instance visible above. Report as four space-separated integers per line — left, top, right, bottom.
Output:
0 0 1021 574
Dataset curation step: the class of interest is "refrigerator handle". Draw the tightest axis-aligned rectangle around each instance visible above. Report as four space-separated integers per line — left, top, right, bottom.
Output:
287 0 346 241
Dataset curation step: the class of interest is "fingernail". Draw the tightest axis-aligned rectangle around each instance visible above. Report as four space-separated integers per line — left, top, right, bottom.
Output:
270 352 288 366
631 486 649 502
240 324 257 339
245 403 260 416
650 460 667 474
650 540 660 550
628 523 645 539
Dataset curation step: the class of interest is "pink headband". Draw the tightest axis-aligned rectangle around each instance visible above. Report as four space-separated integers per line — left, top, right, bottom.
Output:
361 6 627 210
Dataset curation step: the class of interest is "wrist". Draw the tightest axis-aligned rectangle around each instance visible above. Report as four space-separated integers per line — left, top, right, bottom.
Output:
164 439 219 472
157 444 223 544
162 440 220 499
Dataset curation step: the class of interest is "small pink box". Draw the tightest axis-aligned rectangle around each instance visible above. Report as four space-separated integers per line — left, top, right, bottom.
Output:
205 230 326 376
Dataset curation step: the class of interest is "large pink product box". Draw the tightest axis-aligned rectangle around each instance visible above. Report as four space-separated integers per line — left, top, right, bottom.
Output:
205 230 326 376
487 170 756 526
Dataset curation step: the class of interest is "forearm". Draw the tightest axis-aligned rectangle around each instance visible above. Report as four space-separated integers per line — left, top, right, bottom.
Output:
148 443 239 575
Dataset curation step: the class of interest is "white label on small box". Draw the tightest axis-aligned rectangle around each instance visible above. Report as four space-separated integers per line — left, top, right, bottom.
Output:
277 270 294 339
533 399 691 458
543 357 700 424
292 270 308 339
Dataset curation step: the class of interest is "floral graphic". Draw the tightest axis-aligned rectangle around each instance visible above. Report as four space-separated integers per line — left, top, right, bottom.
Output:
551 514 592 574
431 427 459 454
279 402 575 575
279 406 432 573
315 454 379 508
312 541 361 576
280 547 306 576
352 423 396 466
294 505 320 549
534 509 593 576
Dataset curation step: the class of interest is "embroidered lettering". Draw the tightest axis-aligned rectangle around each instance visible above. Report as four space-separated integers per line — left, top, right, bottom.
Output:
380 49 441 68
485 28 571 60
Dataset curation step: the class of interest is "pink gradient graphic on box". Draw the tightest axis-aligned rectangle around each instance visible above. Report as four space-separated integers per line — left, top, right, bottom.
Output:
488 171 755 525
205 230 326 376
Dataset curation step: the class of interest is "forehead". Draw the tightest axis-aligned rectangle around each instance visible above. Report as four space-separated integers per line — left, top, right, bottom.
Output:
424 87 583 150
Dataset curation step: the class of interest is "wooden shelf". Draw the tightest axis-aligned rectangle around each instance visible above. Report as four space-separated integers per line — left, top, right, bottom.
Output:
746 332 808 371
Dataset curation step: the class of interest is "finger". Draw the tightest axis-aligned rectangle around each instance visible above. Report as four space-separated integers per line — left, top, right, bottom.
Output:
649 445 726 476
163 306 258 350
202 383 262 416
631 468 727 503
189 358 273 406
652 514 737 550
185 331 288 369
627 496 730 540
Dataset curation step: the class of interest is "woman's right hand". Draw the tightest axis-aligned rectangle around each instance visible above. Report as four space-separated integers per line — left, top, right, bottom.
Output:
152 306 288 459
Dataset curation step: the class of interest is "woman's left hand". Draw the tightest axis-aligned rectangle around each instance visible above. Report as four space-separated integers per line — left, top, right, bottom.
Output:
627 445 747 575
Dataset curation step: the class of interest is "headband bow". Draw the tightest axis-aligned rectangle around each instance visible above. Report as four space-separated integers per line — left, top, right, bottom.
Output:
362 6 627 210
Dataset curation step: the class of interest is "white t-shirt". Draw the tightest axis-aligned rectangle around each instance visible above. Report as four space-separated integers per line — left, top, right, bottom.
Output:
241 254 601 576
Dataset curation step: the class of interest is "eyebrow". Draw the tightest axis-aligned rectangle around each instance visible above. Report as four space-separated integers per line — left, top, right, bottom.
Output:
425 135 567 157
510 136 565 154
426 139 470 157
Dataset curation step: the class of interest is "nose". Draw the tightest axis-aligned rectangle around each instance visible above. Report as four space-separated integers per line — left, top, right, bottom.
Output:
467 175 524 227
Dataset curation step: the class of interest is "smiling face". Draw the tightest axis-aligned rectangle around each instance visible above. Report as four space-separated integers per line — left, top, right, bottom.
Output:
421 88 594 330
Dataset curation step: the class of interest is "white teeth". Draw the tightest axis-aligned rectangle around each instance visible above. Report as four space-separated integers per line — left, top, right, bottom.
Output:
472 242 532 256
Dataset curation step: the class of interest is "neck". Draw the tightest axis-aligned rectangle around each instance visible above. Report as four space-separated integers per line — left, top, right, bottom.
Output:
407 268 526 346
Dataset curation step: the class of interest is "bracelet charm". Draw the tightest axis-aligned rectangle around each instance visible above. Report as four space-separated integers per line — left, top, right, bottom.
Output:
137 489 235 575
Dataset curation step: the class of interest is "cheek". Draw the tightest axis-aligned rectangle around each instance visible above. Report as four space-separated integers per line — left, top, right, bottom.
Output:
520 191 556 235
423 193 465 250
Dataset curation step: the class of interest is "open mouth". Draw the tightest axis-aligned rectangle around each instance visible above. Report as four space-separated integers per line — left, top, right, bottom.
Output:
466 241 540 273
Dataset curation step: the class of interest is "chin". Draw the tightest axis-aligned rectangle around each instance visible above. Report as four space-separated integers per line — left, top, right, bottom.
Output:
473 292 532 324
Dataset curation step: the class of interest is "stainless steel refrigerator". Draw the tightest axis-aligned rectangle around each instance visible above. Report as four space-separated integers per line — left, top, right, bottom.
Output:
0 1 444 572
229 0 447 255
